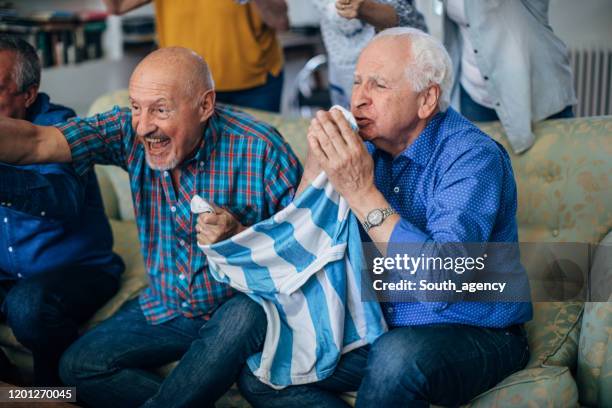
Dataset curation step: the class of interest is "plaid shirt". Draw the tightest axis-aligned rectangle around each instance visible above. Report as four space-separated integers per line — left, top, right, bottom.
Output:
58 104 302 324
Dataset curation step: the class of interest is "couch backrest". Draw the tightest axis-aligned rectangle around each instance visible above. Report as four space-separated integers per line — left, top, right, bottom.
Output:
89 91 611 245
478 118 611 245
267 113 612 244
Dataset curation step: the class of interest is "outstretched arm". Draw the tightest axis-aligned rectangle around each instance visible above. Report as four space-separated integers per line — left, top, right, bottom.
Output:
252 0 290 31
102 0 151 15
0 116 71 164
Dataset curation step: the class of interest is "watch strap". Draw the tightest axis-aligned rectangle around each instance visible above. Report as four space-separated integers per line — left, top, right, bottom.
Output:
362 207 396 232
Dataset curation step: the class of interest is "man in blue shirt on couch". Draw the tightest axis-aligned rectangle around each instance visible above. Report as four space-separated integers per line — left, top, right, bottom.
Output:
239 27 532 408
0 36 123 386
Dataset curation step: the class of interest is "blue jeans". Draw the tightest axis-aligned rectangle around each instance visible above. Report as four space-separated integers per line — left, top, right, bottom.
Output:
0 266 118 386
59 293 266 408
216 71 284 113
460 85 574 122
238 345 370 408
240 324 529 407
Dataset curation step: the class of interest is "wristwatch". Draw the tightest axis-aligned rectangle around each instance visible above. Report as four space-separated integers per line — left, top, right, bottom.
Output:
362 207 396 232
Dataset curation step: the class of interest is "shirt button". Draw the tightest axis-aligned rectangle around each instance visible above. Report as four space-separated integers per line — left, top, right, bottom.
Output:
199 161 204 167
179 239 185 247
483 76 489 81
170 206 177 213
3 217 7 223
474 49 478 54
387 307 394 314
8 246 13 252
17 273 22 278
179 274 186 280
552 229 559 237
181 301 189 308
393 186 400 193
163 170 169 177
40 211 46 216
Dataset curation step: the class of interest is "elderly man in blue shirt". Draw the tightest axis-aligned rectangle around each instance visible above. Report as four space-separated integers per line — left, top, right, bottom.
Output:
238 27 533 408
0 36 123 386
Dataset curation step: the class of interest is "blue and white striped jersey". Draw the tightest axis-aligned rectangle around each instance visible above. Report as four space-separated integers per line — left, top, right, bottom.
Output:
195 172 387 388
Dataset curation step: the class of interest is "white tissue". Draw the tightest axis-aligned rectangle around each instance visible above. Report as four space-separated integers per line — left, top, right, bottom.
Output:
330 105 358 131
190 195 214 214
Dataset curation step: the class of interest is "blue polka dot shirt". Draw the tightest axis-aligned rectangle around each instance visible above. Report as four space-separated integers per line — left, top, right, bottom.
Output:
368 108 533 328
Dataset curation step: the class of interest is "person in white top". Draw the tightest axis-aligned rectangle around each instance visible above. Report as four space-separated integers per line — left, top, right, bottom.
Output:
444 0 576 153
313 0 427 108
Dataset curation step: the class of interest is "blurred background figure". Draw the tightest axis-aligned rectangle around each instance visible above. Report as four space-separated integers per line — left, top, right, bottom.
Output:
313 0 427 107
443 0 577 153
104 0 289 112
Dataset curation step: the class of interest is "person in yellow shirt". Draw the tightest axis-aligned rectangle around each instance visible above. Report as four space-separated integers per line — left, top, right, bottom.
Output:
104 0 288 112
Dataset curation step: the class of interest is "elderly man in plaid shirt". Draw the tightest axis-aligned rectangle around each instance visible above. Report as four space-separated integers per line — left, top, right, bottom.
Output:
0 47 302 407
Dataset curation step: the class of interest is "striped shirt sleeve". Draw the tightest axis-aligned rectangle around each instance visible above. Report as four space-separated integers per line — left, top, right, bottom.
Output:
56 106 132 176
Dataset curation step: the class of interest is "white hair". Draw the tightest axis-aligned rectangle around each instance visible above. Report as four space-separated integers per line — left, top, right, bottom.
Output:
373 27 454 111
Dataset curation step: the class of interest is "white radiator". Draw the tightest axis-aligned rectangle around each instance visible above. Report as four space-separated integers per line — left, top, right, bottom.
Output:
569 49 612 117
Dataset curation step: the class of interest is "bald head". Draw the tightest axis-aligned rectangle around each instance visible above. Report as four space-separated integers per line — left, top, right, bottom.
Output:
128 47 217 172
131 47 214 100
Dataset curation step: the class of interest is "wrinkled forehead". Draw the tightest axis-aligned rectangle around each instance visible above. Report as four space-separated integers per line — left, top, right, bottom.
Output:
128 65 185 105
355 38 412 84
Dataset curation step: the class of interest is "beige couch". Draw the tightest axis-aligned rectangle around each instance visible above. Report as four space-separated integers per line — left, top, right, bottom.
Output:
1 91 610 407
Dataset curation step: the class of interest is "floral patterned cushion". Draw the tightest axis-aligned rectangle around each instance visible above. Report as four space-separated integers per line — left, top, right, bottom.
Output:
465 366 578 407
577 299 612 407
339 367 578 408
477 118 611 245
525 302 583 370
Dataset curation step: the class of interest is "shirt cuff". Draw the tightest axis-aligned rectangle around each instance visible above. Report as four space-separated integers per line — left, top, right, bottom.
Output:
389 218 430 246
55 123 92 177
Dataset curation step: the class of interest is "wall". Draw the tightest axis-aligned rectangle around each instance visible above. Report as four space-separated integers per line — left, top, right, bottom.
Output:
549 0 612 49
21 0 612 51
29 0 612 115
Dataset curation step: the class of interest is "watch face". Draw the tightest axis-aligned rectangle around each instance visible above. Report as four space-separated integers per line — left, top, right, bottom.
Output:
367 209 384 226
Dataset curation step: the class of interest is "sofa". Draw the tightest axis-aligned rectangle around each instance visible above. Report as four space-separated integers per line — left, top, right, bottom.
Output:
0 90 610 407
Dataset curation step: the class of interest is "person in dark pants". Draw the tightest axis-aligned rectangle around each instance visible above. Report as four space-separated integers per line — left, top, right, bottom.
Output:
0 36 123 386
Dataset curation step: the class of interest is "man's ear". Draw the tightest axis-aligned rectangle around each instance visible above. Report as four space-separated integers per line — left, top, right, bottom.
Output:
417 85 440 119
198 89 216 122
23 85 39 109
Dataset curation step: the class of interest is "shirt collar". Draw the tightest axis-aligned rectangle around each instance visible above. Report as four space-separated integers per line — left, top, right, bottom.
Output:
398 110 446 167
26 93 50 122
182 109 221 167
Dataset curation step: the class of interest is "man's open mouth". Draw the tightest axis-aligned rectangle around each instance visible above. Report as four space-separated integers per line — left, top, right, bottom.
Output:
144 136 171 155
